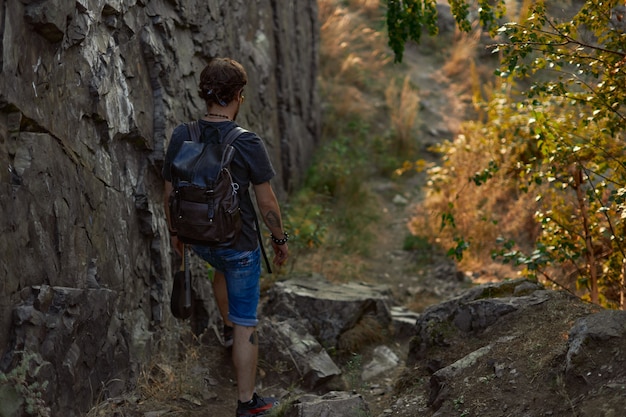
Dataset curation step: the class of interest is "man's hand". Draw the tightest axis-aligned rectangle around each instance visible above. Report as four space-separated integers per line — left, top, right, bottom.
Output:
271 242 289 266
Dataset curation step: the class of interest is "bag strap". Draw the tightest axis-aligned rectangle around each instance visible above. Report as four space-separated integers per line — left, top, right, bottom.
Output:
186 121 244 146
183 245 192 309
170 121 201 185
188 120 202 142
220 126 246 167
222 126 246 147
255 215 272 274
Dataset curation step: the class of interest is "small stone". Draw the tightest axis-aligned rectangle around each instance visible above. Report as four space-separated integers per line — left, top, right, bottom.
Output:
392 194 409 205
179 394 202 406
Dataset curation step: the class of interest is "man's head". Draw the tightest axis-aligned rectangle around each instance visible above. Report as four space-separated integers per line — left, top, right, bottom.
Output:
198 58 248 107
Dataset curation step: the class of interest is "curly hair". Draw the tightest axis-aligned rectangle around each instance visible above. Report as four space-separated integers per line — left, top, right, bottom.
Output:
198 58 248 107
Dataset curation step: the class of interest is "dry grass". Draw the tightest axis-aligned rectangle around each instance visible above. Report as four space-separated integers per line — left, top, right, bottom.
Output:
85 341 207 416
295 249 369 283
337 314 386 352
135 341 207 403
317 0 390 140
319 0 392 99
385 75 420 155
346 0 381 19
311 0 508 281
441 29 481 79
409 128 539 273
319 82 375 136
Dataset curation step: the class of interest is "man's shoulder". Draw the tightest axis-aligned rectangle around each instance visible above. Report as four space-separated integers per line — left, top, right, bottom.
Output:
229 125 260 144
172 122 191 138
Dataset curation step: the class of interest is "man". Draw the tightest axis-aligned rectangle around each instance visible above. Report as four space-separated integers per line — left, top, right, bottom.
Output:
162 57 289 417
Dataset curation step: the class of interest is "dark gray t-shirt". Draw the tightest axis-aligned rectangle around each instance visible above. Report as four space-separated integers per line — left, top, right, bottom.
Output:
162 120 276 251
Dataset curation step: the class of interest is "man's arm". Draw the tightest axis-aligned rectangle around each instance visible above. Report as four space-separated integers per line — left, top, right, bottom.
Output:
253 182 289 266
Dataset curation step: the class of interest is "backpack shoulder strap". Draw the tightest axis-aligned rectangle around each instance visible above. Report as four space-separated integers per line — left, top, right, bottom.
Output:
222 126 247 146
187 121 201 142
220 127 247 167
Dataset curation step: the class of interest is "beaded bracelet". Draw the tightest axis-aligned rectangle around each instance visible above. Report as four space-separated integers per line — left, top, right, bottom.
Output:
271 232 289 245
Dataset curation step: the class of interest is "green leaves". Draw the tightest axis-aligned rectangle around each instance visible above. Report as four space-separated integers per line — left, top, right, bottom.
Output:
386 0 439 62
404 1 626 305
447 236 470 261
448 0 472 32
386 0 506 62
496 2 626 136
471 160 499 186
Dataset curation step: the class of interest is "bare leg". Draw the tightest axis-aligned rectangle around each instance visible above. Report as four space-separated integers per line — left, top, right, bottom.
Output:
232 324 258 402
212 271 233 327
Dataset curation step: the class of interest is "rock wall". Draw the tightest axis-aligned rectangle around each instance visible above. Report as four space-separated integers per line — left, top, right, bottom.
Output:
0 0 319 415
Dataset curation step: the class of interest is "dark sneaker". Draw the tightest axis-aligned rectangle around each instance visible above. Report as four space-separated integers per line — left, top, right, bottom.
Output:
223 324 234 348
236 393 278 416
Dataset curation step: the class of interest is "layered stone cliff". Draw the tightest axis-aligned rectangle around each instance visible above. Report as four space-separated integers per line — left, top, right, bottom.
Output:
0 0 319 415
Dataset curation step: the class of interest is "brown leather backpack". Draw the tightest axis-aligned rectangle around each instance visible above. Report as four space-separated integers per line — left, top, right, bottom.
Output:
168 122 246 246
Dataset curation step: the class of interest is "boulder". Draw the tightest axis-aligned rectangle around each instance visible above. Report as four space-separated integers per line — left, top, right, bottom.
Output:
395 278 626 417
361 345 400 382
258 317 342 390
565 310 626 394
0 285 126 416
264 273 393 350
407 279 546 363
390 305 420 339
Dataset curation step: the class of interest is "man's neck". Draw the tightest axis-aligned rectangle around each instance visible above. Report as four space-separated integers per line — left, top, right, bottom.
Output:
205 101 240 121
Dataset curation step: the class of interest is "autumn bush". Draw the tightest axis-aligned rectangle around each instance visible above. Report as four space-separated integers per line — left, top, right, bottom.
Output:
393 0 626 307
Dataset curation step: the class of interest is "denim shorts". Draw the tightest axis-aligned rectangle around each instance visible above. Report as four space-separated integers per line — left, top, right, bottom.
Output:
191 245 261 327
